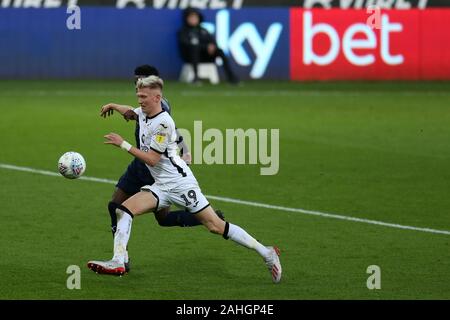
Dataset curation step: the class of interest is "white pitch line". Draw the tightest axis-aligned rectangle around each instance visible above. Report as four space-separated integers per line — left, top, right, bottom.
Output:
1 163 449 236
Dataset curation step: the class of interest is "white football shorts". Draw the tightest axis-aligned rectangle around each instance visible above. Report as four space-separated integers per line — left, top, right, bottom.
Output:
141 183 210 214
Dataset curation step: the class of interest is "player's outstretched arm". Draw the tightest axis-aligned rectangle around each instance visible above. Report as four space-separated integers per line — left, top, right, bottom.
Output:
104 133 161 166
100 103 134 118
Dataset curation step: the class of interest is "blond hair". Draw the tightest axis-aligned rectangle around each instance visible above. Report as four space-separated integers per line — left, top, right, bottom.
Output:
136 75 164 91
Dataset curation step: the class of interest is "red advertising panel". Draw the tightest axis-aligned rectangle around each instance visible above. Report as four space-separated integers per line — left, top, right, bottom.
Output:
290 9 450 80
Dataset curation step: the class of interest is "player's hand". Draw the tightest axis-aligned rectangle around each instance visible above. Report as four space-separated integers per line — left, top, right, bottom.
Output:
104 133 124 147
182 152 192 165
100 104 117 118
123 109 138 122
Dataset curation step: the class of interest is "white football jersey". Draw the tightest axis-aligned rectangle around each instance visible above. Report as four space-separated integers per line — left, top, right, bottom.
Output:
133 107 196 188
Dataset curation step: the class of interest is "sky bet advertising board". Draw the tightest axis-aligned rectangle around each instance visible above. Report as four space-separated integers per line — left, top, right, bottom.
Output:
0 4 449 80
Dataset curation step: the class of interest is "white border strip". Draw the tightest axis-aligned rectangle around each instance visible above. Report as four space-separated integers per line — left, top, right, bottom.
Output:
1 163 449 236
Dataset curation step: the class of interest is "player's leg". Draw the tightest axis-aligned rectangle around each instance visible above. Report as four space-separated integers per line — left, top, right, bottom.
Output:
111 161 154 273
108 187 134 272
195 205 282 283
113 190 160 264
172 186 261 249
154 207 197 226
135 160 209 227
154 206 225 227
195 206 267 250
110 161 143 237
88 190 160 276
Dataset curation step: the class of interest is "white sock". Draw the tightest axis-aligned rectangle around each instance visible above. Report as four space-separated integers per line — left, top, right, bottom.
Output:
226 223 270 258
124 250 129 264
112 209 133 264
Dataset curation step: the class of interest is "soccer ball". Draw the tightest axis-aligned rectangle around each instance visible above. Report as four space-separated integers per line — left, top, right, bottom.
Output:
58 151 86 179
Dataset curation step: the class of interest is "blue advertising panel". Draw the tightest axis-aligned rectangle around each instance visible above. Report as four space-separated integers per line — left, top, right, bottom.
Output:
201 8 289 79
0 7 289 79
0 8 182 79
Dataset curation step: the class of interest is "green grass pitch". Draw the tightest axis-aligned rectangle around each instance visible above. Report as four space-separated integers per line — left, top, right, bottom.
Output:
0 80 449 299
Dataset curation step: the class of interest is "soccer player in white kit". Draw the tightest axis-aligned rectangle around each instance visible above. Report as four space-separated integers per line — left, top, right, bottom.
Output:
87 76 282 283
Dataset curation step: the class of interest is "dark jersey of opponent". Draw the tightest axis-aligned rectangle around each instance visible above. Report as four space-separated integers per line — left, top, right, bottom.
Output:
116 98 172 195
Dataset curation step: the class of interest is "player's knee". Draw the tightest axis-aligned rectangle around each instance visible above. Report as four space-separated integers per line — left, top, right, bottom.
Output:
115 204 135 219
